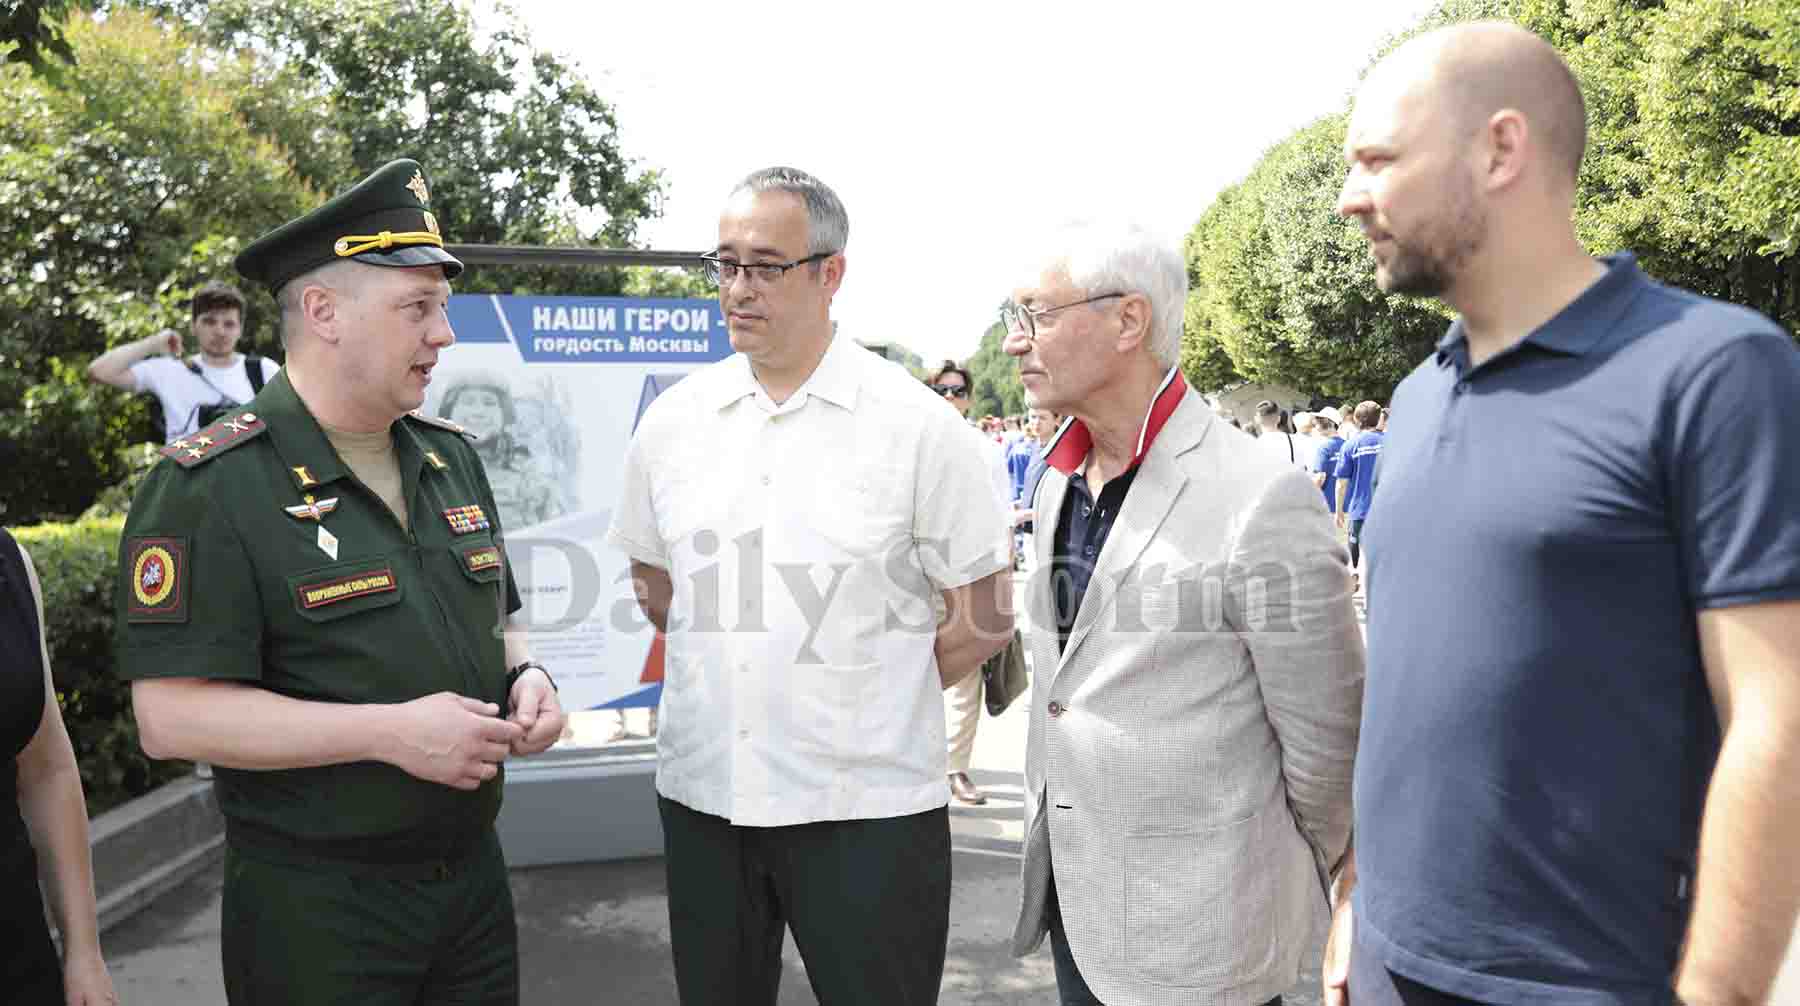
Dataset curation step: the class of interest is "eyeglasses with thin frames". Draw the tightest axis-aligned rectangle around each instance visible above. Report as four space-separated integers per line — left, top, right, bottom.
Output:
699 251 836 288
1000 292 1127 340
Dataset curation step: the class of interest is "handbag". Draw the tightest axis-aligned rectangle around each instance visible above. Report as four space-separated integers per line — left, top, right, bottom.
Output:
981 629 1029 717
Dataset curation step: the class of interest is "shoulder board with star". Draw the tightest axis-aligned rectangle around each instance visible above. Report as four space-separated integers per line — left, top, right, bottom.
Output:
158 411 268 469
404 409 477 442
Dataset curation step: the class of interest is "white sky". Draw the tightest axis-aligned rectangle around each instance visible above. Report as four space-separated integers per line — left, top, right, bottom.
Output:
503 1 1437 362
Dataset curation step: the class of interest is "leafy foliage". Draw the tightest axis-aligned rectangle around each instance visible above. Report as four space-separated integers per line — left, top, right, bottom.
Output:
15 516 189 816
1181 0 1798 403
965 322 1025 420
136 0 668 297
0 9 322 523
1 0 77 79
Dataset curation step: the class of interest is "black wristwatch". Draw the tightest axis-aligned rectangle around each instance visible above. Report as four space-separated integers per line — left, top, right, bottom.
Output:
503 660 556 716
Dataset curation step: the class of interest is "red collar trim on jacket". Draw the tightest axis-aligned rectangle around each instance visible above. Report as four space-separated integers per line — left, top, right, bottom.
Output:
1043 367 1186 476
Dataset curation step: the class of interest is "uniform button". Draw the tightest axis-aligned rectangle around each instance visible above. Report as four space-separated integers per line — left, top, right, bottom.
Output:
1048 700 1064 717
1083 545 1096 558
1080 505 1091 518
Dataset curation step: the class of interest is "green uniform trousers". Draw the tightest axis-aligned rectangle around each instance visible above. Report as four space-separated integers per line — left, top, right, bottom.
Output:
659 796 951 1006
221 827 517 1006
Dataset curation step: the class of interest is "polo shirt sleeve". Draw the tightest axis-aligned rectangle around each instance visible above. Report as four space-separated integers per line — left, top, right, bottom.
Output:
915 418 1010 590
1666 330 1800 609
1314 441 1334 474
114 463 263 682
605 425 668 570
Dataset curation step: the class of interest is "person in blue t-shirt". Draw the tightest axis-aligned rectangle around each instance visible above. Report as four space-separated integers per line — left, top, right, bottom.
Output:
1326 22 1800 1006
1311 408 1345 511
1331 400 1384 574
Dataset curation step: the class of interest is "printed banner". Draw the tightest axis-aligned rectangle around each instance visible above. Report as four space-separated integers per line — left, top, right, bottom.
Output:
434 295 729 713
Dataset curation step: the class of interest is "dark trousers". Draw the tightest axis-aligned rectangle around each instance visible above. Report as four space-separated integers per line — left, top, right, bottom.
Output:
1348 517 1367 569
658 796 951 1006
1046 869 1280 1006
1 842 63 1005
1348 922 1482 1005
221 828 517 1006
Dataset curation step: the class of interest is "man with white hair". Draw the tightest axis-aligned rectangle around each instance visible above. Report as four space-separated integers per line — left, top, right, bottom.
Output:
1003 221 1364 1005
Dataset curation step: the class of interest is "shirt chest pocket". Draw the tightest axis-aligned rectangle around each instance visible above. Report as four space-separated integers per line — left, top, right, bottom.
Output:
808 461 913 559
287 559 406 623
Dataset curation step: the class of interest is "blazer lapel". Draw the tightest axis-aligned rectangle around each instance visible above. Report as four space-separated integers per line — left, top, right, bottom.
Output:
1056 393 1211 676
1029 465 1071 689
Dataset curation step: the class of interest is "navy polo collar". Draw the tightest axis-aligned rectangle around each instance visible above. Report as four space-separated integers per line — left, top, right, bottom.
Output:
1436 253 1648 369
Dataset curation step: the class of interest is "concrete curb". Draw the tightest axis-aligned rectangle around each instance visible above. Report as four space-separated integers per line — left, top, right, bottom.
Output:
89 775 224 934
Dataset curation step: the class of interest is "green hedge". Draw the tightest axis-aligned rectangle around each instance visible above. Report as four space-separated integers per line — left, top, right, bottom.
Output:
14 515 189 816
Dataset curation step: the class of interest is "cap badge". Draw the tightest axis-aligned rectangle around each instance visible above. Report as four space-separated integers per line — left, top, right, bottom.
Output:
407 171 430 205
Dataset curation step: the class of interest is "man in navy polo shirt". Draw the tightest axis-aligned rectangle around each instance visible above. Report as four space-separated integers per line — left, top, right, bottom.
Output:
1325 22 1800 1006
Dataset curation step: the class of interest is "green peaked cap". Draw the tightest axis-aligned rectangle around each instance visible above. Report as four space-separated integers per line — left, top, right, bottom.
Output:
235 158 464 293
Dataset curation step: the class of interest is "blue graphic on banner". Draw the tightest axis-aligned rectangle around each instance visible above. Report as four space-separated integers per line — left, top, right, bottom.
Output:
446 294 730 363
592 683 662 712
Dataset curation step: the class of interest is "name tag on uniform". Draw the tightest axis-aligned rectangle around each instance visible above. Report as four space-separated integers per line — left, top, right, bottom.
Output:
463 545 502 574
443 505 491 535
296 567 398 610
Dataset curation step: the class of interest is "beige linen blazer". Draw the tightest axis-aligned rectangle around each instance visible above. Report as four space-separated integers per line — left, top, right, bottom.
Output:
1011 388 1364 1006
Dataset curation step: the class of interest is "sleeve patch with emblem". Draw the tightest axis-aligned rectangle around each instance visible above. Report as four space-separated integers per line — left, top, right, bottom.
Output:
463 545 503 574
127 536 190 622
296 567 399 610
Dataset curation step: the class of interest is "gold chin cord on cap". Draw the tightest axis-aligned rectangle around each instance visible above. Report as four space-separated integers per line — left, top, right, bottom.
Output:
332 230 444 258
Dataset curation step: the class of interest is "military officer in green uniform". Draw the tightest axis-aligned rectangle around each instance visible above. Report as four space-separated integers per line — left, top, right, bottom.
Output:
114 158 565 1006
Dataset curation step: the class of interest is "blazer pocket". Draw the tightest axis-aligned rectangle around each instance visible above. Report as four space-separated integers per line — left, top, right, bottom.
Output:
1122 805 1277 986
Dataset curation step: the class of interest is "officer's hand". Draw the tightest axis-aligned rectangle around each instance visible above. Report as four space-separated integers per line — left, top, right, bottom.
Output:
390 692 524 790
508 670 566 756
153 328 182 356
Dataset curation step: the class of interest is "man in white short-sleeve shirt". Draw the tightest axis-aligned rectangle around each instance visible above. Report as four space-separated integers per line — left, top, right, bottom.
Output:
607 166 1012 1006
87 281 280 442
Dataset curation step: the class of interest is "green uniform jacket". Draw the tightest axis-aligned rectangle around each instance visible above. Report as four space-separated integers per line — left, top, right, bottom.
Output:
114 371 522 862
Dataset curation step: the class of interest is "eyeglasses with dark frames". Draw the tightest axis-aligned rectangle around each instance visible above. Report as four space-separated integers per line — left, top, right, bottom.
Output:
999 292 1128 340
699 251 837 288
928 384 971 399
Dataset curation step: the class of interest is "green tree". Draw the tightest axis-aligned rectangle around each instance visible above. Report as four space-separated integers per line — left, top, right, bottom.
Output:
1182 0 1797 408
0 9 325 522
1 0 77 77
965 321 1024 419
1183 118 1448 404
138 0 669 297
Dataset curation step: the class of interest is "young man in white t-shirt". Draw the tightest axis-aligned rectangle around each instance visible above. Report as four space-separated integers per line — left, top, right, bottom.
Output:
86 281 280 442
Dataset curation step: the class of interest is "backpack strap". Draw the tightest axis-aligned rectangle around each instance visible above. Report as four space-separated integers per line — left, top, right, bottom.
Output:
245 354 266 394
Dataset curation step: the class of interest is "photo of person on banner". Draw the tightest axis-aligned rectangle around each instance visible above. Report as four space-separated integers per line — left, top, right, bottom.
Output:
437 372 569 531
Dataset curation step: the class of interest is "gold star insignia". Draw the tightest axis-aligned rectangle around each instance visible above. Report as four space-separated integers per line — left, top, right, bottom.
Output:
186 448 205 459
406 171 430 205
194 436 215 447
170 439 190 450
